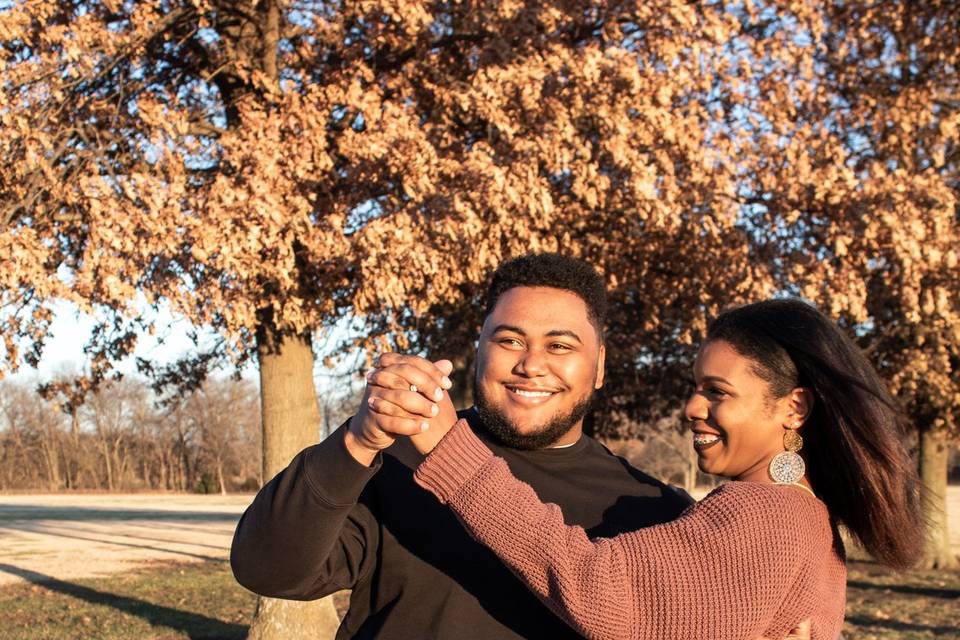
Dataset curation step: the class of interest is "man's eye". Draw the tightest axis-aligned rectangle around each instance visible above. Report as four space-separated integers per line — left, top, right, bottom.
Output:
549 343 572 352
499 338 522 348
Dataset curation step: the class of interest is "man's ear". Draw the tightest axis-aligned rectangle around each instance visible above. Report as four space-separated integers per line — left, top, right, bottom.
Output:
594 344 606 390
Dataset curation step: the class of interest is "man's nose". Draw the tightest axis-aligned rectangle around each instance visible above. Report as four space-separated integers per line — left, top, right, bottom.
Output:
514 349 548 376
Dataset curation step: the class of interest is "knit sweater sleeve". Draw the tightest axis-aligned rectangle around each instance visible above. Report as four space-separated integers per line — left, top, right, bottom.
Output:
415 420 832 640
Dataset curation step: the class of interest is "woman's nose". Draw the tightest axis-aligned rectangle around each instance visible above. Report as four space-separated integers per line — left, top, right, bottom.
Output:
684 393 706 424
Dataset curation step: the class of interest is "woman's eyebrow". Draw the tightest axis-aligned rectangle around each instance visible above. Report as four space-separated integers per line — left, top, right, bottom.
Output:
699 375 733 385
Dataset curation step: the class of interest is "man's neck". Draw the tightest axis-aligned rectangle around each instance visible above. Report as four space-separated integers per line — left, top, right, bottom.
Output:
548 424 584 448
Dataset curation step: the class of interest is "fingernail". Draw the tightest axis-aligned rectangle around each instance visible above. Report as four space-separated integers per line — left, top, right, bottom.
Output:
433 387 443 401
420 422 430 432
367 398 375 408
441 376 452 389
430 404 439 416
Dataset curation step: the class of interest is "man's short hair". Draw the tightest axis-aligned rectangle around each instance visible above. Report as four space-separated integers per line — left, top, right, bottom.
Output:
483 253 607 339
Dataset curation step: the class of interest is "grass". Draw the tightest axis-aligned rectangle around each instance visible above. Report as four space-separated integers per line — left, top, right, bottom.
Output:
843 558 960 639
0 561 254 640
0 559 956 639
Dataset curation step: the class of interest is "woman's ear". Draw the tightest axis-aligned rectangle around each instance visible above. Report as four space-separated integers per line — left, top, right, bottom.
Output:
787 387 814 428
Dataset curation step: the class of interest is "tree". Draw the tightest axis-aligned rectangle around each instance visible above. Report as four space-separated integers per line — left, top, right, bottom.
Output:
180 377 259 495
0 2 774 633
2 1 955 629
0 380 65 490
724 0 959 568
39 373 93 489
83 378 152 490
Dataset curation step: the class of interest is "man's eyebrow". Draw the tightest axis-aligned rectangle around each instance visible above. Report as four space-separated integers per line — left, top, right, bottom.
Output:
490 324 526 336
545 329 583 344
489 325 583 345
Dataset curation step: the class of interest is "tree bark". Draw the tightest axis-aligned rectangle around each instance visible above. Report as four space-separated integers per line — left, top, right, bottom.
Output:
100 440 114 491
216 456 226 495
448 349 475 410
246 322 341 640
918 425 957 569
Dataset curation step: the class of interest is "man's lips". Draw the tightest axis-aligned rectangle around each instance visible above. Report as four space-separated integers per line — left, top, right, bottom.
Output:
503 384 560 405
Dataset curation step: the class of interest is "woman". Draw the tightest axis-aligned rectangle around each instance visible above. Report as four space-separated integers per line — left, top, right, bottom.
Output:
380 299 923 639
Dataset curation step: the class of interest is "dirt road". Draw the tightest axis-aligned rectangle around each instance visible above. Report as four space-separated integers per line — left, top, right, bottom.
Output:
0 493 253 586
1 488 958 588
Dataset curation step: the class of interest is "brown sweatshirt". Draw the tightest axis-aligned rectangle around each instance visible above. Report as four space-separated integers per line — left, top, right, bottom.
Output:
415 419 847 640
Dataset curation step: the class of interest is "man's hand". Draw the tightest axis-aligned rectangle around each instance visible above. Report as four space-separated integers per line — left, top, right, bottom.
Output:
344 353 456 465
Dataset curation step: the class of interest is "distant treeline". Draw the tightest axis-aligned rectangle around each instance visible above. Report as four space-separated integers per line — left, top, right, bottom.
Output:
0 377 262 493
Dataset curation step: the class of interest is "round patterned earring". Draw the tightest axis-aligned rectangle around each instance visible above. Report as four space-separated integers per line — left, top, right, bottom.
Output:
769 420 805 485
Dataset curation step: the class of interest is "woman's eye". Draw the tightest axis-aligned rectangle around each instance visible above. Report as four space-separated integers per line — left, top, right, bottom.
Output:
707 386 728 397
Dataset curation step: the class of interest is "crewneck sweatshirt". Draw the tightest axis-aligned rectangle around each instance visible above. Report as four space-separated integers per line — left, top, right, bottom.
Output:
231 410 692 639
415 420 847 640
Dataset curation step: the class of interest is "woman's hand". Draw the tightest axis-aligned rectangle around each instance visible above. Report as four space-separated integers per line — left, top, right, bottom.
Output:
366 353 459 455
756 618 811 640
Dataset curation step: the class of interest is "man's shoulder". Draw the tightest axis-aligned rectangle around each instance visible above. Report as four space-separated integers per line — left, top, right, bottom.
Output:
588 438 696 506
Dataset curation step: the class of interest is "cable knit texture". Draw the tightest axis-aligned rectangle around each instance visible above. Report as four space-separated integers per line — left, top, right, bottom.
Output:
415 420 847 640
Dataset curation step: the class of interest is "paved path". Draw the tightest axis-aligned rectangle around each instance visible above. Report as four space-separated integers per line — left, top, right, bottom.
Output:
0 494 253 586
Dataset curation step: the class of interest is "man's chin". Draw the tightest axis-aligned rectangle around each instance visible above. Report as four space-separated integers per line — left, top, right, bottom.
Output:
474 394 592 451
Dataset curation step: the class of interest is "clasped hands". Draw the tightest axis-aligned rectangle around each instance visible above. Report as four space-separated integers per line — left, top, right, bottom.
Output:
344 353 460 466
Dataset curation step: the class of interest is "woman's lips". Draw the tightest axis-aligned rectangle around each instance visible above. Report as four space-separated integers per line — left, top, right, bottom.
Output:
692 432 723 451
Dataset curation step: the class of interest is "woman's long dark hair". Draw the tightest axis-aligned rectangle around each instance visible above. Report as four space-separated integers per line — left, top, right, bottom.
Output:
707 299 923 568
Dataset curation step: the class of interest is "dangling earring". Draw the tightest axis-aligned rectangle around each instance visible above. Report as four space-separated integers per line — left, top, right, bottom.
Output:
769 419 805 485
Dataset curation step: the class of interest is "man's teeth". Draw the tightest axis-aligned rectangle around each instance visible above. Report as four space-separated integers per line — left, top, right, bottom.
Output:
693 434 721 445
511 388 553 397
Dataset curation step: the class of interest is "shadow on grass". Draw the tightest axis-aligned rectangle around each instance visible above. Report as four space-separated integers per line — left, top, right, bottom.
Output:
47 523 230 551
0 505 241 522
0 562 246 640
846 579 960 599
4 526 222 562
845 615 960 634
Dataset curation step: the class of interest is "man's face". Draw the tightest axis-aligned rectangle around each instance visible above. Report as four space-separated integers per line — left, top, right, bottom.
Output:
474 286 605 449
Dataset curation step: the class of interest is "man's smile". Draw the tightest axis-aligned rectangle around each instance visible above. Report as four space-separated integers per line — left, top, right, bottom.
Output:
504 384 560 405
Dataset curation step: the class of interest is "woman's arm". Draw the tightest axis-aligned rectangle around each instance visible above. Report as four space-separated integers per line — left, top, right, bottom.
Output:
415 420 823 640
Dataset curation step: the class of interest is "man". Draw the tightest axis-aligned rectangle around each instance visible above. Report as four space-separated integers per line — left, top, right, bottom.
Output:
231 254 802 639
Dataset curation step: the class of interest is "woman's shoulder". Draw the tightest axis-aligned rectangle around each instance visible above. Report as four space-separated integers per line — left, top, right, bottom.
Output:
697 481 831 536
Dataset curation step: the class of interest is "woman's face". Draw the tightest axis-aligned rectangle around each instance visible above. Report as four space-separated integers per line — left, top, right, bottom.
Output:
684 339 797 482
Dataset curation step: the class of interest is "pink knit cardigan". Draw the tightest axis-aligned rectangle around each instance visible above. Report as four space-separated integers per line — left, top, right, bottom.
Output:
415 420 846 640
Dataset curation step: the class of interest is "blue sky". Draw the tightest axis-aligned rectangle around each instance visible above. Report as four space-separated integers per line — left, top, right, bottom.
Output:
5 300 369 408
4 299 233 383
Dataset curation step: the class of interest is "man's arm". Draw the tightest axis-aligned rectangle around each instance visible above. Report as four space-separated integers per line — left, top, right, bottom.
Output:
230 422 381 599
230 354 455 599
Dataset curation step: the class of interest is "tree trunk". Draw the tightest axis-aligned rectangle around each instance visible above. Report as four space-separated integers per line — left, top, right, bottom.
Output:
918 425 957 569
159 455 168 490
246 322 341 640
448 349 475 410
216 456 227 496
101 441 114 491
41 434 62 491
68 409 81 488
